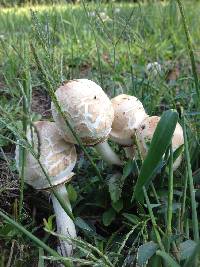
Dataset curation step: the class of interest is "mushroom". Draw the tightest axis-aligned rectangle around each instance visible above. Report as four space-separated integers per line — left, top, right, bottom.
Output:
110 94 148 159
15 121 77 256
136 116 184 170
146 62 162 78
51 79 122 166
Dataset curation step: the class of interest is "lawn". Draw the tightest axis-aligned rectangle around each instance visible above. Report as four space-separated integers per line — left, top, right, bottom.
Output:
0 1 200 266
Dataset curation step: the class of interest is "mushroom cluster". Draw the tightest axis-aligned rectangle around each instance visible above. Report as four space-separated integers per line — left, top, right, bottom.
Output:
15 78 184 257
110 94 184 169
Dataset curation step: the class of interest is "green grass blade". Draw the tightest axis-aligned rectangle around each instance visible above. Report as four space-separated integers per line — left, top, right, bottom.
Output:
38 248 45 267
134 110 178 202
183 115 199 242
81 0 104 88
180 170 188 235
176 0 200 104
143 186 165 252
18 62 30 220
150 182 160 204
0 210 71 267
48 230 114 267
167 144 174 236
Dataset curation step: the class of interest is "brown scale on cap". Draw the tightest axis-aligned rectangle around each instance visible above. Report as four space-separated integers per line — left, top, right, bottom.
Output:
136 116 184 170
110 94 148 146
15 121 77 190
51 79 114 146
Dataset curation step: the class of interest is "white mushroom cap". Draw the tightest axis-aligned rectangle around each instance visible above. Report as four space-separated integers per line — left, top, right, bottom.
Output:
146 62 162 78
110 94 148 146
136 116 184 170
51 79 114 146
15 121 77 190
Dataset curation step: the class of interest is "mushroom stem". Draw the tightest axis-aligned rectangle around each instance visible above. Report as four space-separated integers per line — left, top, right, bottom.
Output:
95 141 122 166
51 185 76 257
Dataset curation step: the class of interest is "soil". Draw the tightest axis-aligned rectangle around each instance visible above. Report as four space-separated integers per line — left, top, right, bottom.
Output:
0 157 18 212
31 87 52 119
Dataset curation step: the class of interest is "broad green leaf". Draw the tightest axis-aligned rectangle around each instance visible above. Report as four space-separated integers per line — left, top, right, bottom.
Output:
102 208 116 226
0 137 9 146
183 241 200 267
75 217 95 234
148 254 162 266
43 215 55 232
67 184 77 203
112 199 123 213
156 250 180 267
137 241 159 266
122 213 140 225
108 172 122 203
134 110 178 202
108 161 135 203
180 240 197 260
122 159 136 180
32 113 42 122
0 223 19 238
162 234 180 250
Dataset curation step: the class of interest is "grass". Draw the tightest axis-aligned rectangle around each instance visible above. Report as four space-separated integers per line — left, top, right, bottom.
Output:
0 0 200 266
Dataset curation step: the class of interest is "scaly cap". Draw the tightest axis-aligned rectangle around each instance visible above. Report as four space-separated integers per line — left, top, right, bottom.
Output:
15 121 77 189
110 94 148 146
51 79 114 145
